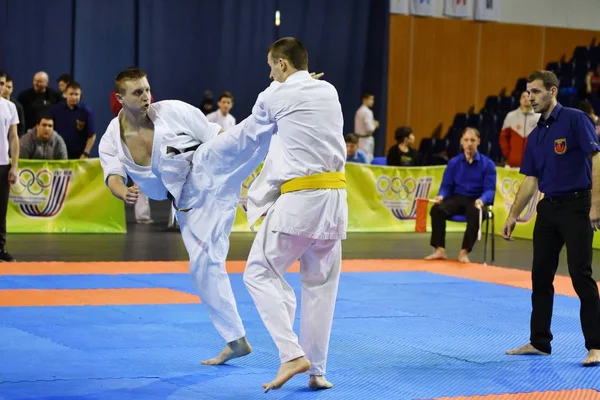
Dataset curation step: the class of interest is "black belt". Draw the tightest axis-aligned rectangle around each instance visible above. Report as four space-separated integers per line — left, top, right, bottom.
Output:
166 144 200 155
544 190 590 204
168 192 192 212
165 144 199 212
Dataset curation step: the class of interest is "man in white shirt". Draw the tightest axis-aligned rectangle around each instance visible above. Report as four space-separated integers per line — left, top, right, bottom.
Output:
354 92 378 163
206 91 236 131
99 68 276 366
0 73 20 262
243 37 347 393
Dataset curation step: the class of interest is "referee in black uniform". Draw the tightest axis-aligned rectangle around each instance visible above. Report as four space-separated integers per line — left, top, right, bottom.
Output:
502 70 600 365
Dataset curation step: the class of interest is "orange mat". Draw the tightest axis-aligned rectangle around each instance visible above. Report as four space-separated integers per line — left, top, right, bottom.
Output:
439 389 600 399
0 259 577 297
0 288 200 307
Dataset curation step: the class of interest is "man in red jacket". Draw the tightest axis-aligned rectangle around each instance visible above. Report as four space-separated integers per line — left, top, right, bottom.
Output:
499 91 540 167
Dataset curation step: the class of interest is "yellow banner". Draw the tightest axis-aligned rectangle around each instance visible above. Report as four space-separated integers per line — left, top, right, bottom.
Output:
232 163 464 233
494 167 600 248
231 163 600 248
8 159 126 233
492 167 542 239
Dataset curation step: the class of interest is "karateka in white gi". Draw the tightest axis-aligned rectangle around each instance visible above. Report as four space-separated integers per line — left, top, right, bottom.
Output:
99 67 276 365
243 37 348 392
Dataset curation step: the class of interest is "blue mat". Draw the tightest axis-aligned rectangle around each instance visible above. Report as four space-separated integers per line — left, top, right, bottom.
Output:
1 270 599 399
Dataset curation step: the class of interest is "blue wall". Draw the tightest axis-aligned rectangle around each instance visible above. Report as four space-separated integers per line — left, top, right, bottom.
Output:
0 0 389 157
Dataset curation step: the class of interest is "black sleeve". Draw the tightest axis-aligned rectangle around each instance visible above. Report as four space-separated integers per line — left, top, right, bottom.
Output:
16 102 25 136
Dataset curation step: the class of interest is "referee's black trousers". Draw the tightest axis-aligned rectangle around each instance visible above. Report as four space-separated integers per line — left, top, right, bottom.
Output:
530 193 600 353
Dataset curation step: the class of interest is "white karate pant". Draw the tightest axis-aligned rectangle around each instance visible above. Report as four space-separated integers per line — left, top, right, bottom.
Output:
134 190 152 221
243 212 342 376
176 205 245 343
358 136 374 163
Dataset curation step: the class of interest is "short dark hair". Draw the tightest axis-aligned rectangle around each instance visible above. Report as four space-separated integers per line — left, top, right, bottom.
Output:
57 73 72 84
395 126 413 143
0 71 7 79
218 91 234 102
37 114 54 126
527 70 559 91
267 37 308 70
345 133 359 144
5 75 13 83
115 67 147 94
362 92 374 100
578 100 595 116
66 81 82 91
461 127 481 138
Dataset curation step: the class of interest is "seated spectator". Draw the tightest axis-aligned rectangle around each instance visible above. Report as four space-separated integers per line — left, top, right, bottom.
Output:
387 126 419 166
345 133 367 164
20 115 68 160
577 100 600 137
425 127 496 263
499 91 539 168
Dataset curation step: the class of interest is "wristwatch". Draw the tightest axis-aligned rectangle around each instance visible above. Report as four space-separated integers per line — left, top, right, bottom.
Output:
82 151 90 157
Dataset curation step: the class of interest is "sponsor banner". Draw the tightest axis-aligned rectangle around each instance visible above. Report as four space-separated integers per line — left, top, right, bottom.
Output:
232 164 465 233
8 159 126 233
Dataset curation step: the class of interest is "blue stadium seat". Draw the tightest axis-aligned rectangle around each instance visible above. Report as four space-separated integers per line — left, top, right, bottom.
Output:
466 113 482 130
446 137 461 159
433 138 449 154
371 157 387 165
483 96 501 112
546 62 560 75
498 97 513 112
572 46 589 64
452 113 468 131
418 138 434 165
558 92 578 107
589 46 600 69
513 78 527 95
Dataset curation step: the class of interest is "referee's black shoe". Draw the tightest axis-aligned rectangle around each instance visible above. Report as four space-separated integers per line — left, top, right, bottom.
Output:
0 250 16 262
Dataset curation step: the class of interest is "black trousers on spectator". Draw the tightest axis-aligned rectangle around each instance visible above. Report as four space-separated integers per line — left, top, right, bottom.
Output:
530 193 600 354
0 165 10 250
429 195 480 252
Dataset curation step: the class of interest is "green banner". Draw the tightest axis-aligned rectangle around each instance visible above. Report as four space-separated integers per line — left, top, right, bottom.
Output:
8 159 126 233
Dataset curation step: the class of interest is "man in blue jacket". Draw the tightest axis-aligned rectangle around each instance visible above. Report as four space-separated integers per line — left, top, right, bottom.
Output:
425 127 496 263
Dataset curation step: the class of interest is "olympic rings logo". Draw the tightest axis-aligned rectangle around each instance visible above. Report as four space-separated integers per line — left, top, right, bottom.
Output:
500 178 520 199
376 176 417 201
10 169 52 195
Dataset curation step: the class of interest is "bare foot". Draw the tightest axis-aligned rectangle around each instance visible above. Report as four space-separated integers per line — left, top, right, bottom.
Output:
457 250 470 263
425 248 447 260
308 375 333 390
262 356 311 393
201 336 252 365
505 343 549 356
583 349 600 366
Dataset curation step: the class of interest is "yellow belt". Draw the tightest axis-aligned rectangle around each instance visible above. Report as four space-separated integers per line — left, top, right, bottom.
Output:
280 172 346 194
